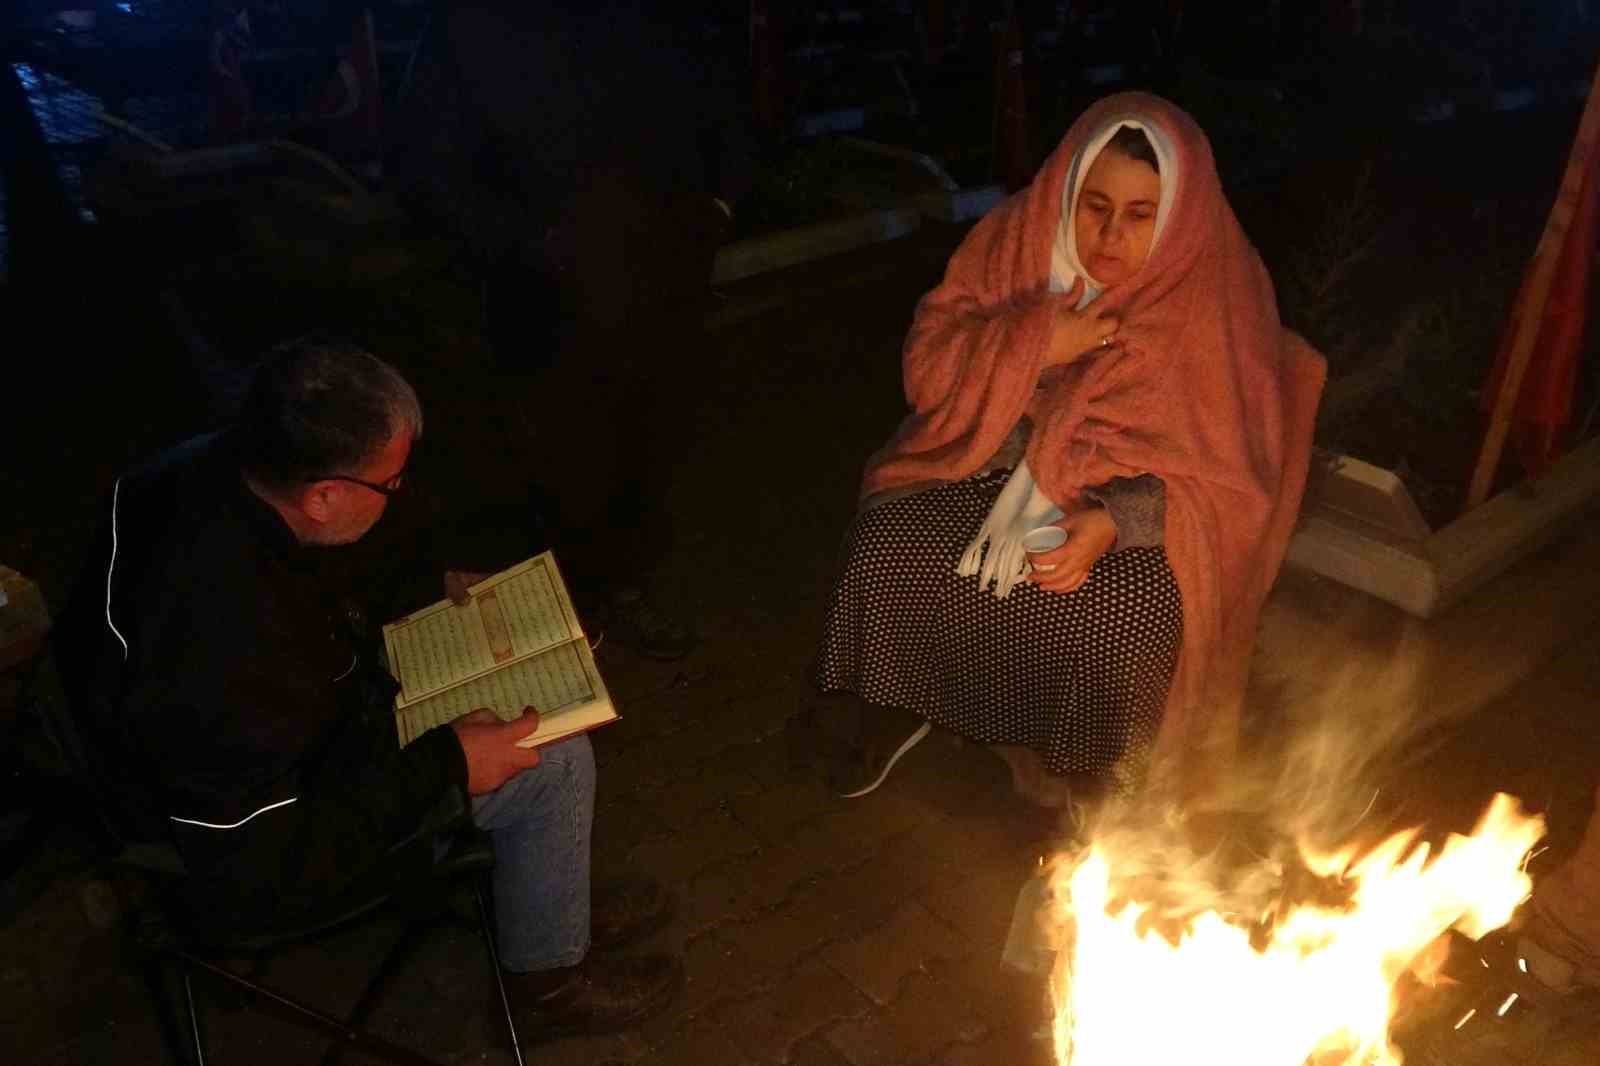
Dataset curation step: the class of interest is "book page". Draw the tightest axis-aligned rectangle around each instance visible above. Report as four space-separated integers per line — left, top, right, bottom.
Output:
384 552 585 709
384 598 497 706
395 641 605 744
468 555 583 657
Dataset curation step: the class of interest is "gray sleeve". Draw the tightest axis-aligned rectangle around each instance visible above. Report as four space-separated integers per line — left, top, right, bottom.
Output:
1083 474 1165 551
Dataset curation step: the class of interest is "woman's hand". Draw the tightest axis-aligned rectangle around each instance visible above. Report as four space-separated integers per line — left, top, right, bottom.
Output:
1027 507 1118 593
1042 278 1120 369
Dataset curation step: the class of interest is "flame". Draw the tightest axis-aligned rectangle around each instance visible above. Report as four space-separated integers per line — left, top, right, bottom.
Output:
1048 793 1544 1066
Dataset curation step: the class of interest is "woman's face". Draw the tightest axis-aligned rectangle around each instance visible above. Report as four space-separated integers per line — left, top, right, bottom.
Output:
1073 147 1161 287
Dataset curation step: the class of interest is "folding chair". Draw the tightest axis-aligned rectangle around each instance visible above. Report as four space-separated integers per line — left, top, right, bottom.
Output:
36 643 526 1066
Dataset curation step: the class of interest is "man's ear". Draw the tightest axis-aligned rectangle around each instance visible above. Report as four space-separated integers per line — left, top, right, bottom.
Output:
299 482 337 524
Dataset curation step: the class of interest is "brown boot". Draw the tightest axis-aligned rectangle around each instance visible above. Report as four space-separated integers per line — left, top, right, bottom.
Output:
506 952 682 1040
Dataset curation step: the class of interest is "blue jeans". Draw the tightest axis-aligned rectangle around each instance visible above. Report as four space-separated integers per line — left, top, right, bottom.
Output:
470 734 595 971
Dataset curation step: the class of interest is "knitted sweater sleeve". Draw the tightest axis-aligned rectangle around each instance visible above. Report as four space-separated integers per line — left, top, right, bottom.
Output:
1084 473 1166 551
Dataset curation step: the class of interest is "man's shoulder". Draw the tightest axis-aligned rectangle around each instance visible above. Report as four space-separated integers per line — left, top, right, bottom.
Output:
116 432 269 612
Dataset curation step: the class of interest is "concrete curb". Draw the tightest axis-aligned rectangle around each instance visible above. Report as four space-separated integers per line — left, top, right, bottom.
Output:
711 206 922 285
909 183 1007 223
1287 436 1600 618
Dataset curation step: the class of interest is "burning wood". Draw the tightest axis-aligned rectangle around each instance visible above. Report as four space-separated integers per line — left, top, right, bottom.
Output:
1044 794 1544 1066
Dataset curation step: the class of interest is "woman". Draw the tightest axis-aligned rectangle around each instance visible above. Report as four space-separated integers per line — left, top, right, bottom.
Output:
813 93 1326 804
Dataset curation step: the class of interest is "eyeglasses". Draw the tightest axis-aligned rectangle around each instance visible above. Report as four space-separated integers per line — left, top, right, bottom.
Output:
320 470 406 496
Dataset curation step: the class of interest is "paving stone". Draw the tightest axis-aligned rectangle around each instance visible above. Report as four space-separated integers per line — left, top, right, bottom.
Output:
786 1034 858 1066
867 815 1024 901
852 828 970 903
730 736 816 791
624 811 764 887
518 1032 647 1066
732 776 837 845
679 844 826 934
597 745 679 791
702 695 793 747
925 956 1052 1048
778 811 910 879
921 862 1033 955
651 714 756 771
593 794 675 870
641 1013 757 1066
840 785 943 841
695 748 778 799
822 900 968 1004
719 873 892 982
608 688 706 744
691 739 777 788
641 773 740 834
635 930 767 1043
823 970 988 1066
717 961 873 1064
937 1026 1054 1066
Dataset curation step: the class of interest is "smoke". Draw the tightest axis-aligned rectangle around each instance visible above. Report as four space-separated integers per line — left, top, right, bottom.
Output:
1045 600 1447 941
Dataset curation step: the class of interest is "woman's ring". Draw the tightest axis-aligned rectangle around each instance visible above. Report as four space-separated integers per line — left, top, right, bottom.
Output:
1099 335 1113 349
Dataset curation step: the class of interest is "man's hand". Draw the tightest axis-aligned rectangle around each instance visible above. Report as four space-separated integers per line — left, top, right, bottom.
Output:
445 570 493 606
1027 508 1117 593
451 707 542 794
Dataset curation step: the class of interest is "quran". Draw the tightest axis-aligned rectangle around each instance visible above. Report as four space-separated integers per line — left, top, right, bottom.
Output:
383 552 617 748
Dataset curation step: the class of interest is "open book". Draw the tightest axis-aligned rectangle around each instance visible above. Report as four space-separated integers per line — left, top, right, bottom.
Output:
383 552 617 749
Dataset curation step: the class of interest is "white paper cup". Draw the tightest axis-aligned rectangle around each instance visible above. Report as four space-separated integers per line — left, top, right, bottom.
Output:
1022 526 1068 571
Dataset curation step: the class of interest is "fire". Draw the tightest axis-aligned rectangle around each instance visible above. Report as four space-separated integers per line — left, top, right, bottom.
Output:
1047 793 1545 1066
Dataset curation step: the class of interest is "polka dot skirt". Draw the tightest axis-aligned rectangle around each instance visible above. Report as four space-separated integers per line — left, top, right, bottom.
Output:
813 471 1183 778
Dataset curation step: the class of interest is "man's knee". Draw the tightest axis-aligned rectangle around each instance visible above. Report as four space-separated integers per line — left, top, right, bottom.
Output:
536 733 596 797
473 732 596 827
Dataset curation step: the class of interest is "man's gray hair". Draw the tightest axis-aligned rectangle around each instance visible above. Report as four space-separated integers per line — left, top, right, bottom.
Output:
235 337 423 491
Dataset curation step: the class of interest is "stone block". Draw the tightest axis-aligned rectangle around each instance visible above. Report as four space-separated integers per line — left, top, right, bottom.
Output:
822 900 968 1004
637 932 766 1044
731 778 837 845
938 1027 1053 1066
625 812 763 888
1286 437 1600 618
718 962 872 1064
921 863 1033 952
823 970 987 1066
644 1015 757 1066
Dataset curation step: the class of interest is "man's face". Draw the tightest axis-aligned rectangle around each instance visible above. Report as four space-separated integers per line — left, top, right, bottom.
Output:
309 429 413 545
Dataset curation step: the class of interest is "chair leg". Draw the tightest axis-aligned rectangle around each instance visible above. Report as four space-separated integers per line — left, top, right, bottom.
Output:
136 952 200 1066
180 961 208 1066
476 879 525 1066
317 916 442 1066
171 945 447 1066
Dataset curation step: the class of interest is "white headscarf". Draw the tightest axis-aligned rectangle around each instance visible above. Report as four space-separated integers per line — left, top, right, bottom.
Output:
1049 117 1178 307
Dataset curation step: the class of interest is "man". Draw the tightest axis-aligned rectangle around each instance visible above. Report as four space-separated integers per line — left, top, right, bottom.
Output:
57 338 680 1038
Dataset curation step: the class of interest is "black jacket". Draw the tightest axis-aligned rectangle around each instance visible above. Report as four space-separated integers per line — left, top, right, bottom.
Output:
57 432 467 931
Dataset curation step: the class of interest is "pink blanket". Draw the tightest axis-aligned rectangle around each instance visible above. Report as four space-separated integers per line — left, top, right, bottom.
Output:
863 93 1327 798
